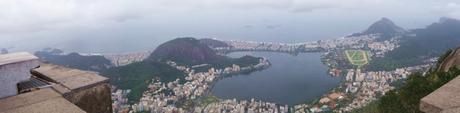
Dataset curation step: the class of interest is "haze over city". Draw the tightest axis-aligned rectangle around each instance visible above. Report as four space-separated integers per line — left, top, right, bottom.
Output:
1 0 460 53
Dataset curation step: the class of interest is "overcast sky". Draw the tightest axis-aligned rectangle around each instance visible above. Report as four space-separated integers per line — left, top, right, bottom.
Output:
1 0 460 53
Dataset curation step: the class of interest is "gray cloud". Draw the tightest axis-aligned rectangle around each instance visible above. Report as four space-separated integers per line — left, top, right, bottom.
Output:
433 2 460 19
1 0 459 53
0 0 449 34
266 25 282 29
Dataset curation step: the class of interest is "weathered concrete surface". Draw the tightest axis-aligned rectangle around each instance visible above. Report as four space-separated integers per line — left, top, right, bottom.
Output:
0 52 112 113
32 63 108 90
420 76 460 113
0 52 39 99
423 47 460 113
0 52 38 66
64 83 113 113
0 88 85 113
32 63 112 113
1 98 86 113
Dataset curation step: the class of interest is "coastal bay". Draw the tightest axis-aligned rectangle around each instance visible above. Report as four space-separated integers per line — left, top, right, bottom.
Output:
211 52 342 105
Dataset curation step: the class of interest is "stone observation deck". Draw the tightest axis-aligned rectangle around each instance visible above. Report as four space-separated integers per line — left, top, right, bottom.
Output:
0 52 112 113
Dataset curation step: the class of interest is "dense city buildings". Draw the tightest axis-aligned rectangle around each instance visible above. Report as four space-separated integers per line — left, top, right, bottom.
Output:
124 58 271 113
108 33 434 113
103 51 152 67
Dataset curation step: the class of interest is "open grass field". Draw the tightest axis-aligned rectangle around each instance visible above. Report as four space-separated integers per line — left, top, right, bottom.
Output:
199 95 220 107
345 50 369 67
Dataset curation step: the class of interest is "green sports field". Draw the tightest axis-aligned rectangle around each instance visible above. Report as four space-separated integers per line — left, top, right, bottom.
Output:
345 50 369 67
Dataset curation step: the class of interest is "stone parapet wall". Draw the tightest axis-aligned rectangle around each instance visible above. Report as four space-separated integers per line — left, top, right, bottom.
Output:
63 83 112 113
420 76 460 113
32 63 112 113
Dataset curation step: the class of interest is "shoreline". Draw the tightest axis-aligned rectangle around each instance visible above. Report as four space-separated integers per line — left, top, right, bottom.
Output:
115 35 417 112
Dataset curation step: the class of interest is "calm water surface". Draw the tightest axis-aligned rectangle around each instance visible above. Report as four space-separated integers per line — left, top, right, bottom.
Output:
211 52 342 105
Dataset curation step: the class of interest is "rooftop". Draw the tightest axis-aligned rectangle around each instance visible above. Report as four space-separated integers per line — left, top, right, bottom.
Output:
0 52 38 66
0 52 112 113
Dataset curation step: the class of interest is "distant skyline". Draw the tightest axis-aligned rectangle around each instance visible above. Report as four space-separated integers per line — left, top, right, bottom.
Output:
1 0 460 53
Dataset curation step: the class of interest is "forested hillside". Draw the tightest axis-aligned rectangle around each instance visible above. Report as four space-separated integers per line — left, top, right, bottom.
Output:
353 49 460 113
367 18 460 71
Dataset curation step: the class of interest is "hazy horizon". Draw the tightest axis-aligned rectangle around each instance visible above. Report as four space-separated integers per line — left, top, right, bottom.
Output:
1 0 459 53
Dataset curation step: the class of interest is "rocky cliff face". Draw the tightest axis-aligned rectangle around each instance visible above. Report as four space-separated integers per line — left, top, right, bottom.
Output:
64 83 113 113
438 48 460 71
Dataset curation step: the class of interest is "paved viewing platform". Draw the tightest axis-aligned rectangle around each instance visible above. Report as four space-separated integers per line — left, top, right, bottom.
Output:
0 52 112 113
0 88 85 113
